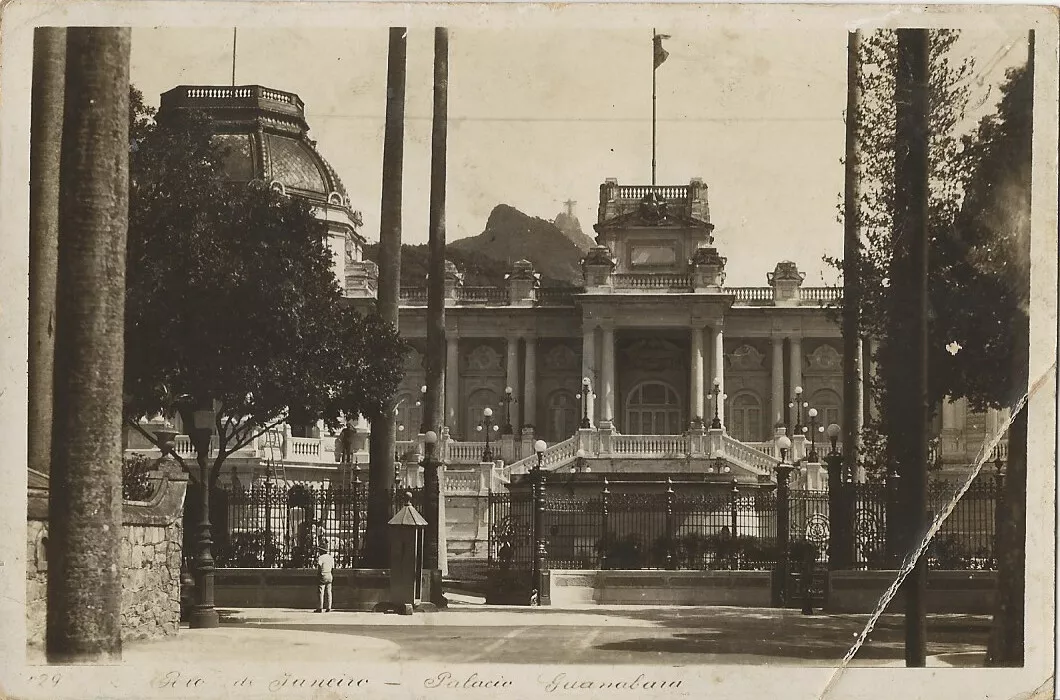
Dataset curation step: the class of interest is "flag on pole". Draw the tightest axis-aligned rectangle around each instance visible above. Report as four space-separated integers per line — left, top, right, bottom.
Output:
653 33 671 69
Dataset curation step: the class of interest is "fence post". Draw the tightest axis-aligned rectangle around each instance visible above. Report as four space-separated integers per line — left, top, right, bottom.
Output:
264 480 273 567
665 478 676 570
730 478 739 538
886 468 902 566
775 464 794 606
352 467 362 568
600 478 610 570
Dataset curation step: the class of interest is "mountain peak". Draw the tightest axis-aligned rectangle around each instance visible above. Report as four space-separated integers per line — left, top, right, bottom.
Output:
450 204 586 285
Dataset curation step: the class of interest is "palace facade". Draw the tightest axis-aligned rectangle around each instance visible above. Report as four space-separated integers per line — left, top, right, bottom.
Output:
128 85 1009 503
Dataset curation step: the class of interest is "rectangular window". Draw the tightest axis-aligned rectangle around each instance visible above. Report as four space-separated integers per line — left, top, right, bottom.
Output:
630 245 676 267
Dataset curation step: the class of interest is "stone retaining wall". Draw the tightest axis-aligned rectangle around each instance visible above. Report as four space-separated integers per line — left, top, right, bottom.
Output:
827 570 997 614
550 570 774 607
27 459 188 647
212 569 390 610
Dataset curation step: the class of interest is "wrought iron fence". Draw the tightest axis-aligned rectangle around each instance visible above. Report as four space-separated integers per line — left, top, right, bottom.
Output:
488 484 781 573
486 477 1000 573
203 483 424 569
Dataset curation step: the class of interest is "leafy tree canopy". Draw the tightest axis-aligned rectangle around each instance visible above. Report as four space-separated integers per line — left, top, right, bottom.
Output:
828 32 1031 477
123 86 407 485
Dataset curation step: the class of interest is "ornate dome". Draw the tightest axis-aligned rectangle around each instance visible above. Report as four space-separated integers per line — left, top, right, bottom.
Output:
157 85 352 211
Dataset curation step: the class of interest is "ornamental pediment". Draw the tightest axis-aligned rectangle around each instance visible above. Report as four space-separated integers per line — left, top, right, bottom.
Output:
729 344 765 371
543 344 579 372
593 209 715 237
806 344 841 372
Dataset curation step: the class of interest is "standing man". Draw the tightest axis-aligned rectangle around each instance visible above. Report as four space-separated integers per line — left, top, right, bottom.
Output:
315 538 335 613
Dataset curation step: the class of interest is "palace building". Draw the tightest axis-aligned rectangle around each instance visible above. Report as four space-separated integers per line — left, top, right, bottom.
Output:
128 85 1009 556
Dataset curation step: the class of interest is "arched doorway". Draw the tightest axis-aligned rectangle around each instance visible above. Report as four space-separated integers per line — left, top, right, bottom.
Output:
727 391 763 442
466 388 499 441
546 390 579 442
625 381 682 435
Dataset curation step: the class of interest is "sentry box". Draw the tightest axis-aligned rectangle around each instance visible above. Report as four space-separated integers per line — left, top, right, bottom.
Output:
387 497 427 614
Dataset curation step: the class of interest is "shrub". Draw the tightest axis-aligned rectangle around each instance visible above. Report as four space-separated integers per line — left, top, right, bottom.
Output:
122 452 155 501
215 530 281 568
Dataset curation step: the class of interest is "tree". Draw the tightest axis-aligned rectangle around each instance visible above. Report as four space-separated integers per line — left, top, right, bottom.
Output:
827 30 976 480
122 87 406 488
47 27 130 663
947 64 1031 667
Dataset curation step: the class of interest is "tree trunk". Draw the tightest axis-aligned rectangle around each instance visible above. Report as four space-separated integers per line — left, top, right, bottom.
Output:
365 27 407 567
422 27 449 586
29 28 66 477
986 404 1026 666
46 28 131 663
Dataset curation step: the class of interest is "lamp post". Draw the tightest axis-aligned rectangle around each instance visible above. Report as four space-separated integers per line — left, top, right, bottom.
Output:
501 386 516 435
710 377 727 430
531 439 550 605
421 430 441 573
189 405 219 629
417 385 427 433
806 408 822 462
577 377 594 429
774 434 794 606
477 407 499 462
788 386 806 436
824 423 851 569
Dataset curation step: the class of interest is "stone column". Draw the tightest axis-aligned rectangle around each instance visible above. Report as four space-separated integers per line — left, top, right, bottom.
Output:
771 336 785 427
581 324 596 426
789 336 803 426
710 325 725 427
505 335 520 431
523 336 537 430
445 336 459 435
690 326 705 422
601 324 616 425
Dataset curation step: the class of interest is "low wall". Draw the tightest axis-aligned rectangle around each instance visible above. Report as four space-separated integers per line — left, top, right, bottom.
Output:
213 569 390 610
550 570 773 607
27 459 188 647
827 570 997 614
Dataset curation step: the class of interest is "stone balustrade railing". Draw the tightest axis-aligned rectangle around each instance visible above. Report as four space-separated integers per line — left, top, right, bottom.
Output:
800 287 842 304
445 469 480 494
611 273 693 290
717 434 780 476
448 441 487 464
506 436 578 474
612 434 690 456
395 283 841 307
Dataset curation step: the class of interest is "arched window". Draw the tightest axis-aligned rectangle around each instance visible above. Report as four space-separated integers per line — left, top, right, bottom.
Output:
466 388 500 440
810 389 841 430
625 381 681 435
727 391 763 442
546 390 579 443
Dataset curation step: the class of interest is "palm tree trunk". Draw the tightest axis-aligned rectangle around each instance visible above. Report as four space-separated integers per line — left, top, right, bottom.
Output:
29 28 66 477
46 27 131 663
423 26 449 592
365 27 407 567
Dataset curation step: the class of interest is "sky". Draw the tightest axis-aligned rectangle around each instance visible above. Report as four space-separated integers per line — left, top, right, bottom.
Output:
130 25 1029 286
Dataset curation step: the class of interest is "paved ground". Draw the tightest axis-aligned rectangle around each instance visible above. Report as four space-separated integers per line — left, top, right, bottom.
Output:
29 602 989 668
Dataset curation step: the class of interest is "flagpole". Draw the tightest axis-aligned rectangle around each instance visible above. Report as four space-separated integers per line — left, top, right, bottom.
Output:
231 28 237 86
644 27 652 188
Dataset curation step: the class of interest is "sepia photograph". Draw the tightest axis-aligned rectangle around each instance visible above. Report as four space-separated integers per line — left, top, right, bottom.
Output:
0 3 1056 699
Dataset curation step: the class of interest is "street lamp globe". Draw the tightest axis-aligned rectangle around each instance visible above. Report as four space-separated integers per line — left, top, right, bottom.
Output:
505 386 513 396
808 408 818 419
424 430 438 444
534 439 548 454
483 407 493 418
582 376 591 387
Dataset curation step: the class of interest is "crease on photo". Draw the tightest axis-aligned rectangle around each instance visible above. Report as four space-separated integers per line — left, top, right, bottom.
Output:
820 361 1055 700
